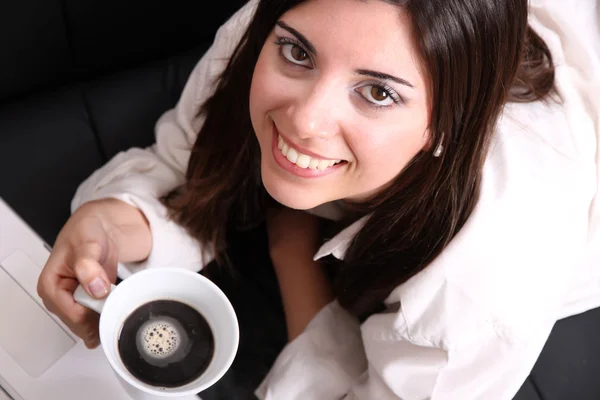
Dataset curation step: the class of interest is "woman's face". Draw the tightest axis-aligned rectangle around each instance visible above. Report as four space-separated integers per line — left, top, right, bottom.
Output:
249 0 430 210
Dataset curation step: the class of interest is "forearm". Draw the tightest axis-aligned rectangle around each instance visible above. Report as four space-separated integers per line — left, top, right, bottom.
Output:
272 255 334 341
74 199 152 263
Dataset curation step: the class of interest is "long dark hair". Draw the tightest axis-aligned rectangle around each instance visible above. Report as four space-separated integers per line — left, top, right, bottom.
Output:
165 0 557 319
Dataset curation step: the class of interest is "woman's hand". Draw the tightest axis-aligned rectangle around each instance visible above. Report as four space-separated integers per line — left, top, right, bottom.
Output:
36 199 151 348
267 206 334 340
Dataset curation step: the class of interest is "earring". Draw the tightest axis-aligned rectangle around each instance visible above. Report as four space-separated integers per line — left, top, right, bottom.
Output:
433 133 444 157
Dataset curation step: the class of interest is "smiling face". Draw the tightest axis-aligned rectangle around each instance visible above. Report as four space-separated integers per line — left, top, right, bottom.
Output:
249 0 430 210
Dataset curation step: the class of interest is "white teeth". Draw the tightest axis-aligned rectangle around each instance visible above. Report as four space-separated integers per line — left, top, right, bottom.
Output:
317 160 330 170
296 154 311 168
286 147 298 163
277 135 343 170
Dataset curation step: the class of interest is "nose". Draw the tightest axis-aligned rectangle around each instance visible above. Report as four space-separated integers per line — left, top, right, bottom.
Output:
286 78 341 140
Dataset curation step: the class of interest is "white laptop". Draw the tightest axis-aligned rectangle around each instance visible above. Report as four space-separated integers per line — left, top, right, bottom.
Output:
0 198 199 400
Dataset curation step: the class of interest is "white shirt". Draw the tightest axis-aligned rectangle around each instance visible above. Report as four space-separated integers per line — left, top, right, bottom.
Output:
71 1 600 399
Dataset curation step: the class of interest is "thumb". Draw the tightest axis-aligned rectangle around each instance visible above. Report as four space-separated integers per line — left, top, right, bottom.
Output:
72 242 113 299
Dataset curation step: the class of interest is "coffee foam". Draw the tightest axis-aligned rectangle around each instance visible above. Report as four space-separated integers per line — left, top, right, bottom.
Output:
134 315 190 367
139 319 180 359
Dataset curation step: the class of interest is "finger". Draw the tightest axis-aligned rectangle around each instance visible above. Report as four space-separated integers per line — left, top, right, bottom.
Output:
37 248 71 301
84 337 101 349
72 242 112 299
68 319 98 341
71 320 100 347
38 252 79 318
54 285 91 324
81 313 101 345
56 293 100 342
48 288 98 344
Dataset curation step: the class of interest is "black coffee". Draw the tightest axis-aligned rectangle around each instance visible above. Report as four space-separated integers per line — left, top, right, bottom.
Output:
117 299 215 388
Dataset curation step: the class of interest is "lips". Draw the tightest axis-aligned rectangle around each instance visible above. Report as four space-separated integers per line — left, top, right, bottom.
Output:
277 134 343 170
270 125 347 178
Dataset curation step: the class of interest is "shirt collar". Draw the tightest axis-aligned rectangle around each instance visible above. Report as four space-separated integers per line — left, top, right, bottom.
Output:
313 215 369 261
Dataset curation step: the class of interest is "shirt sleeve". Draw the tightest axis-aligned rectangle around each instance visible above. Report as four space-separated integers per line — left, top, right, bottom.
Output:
71 0 258 278
254 294 559 400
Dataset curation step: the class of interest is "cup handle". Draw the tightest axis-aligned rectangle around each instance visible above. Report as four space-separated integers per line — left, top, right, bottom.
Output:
73 284 116 314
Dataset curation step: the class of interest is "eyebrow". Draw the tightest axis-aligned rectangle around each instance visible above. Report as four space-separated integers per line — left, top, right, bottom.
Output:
276 21 317 55
276 21 414 89
355 69 415 88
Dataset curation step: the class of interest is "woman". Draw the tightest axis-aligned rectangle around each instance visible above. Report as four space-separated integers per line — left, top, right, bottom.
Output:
37 0 597 399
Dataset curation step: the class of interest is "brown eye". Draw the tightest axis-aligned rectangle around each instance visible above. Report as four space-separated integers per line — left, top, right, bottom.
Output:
290 45 308 62
370 87 389 102
355 84 400 108
278 40 313 68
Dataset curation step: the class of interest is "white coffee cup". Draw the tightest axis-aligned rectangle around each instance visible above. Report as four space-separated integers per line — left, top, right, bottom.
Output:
73 268 239 400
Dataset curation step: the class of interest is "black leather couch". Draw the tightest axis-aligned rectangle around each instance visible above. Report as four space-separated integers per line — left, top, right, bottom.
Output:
0 0 246 244
1 1 599 399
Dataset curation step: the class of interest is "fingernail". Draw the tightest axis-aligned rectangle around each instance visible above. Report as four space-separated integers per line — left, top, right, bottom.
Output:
89 277 108 298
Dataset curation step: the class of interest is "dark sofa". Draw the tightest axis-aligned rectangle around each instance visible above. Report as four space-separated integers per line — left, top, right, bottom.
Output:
1 1 599 399
0 0 246 243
